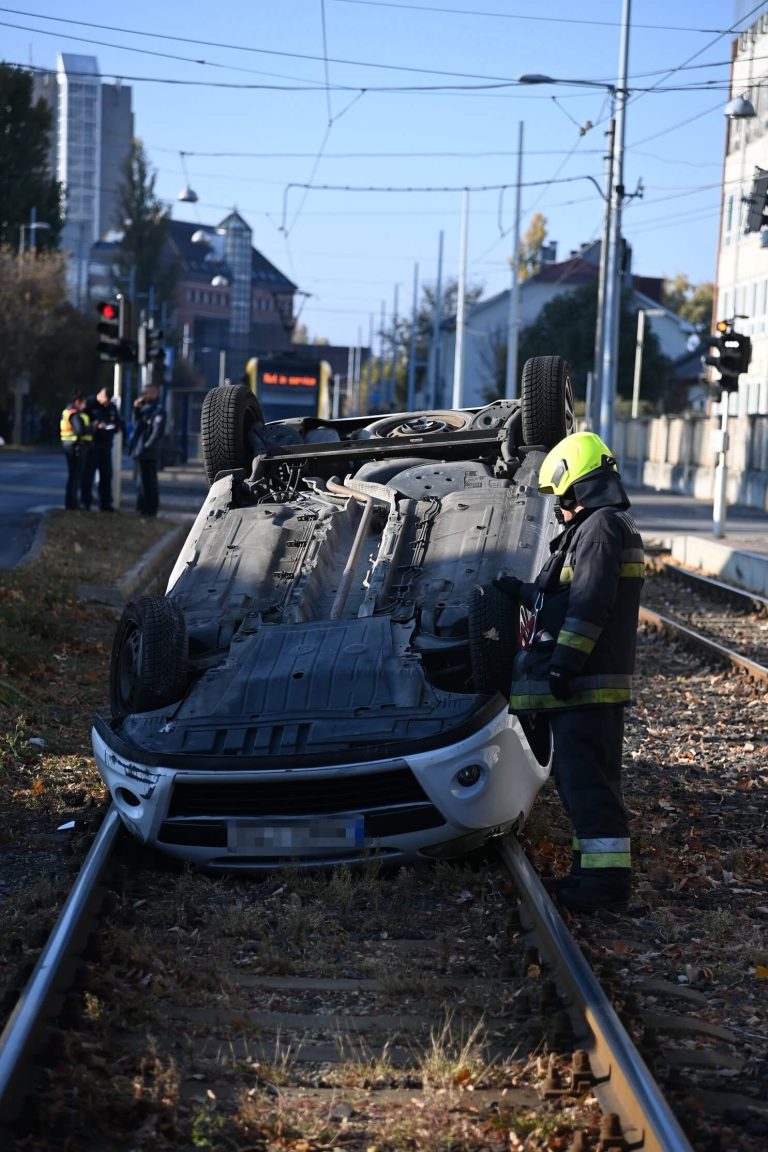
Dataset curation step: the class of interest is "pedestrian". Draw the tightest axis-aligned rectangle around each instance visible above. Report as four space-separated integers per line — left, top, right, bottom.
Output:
59 393 92 510
82 386 123 511
128 381 166 517
496 431 645 913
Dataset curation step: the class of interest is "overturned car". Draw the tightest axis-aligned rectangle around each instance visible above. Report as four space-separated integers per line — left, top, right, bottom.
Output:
92 355 574 870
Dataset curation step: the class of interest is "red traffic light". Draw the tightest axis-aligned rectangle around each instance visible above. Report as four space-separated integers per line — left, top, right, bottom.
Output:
97 301 119 320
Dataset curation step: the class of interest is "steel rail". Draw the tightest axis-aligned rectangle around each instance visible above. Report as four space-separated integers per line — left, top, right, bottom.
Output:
660 561 768 612
0 805 123 1125
498 835 694 1152
639 605 768 682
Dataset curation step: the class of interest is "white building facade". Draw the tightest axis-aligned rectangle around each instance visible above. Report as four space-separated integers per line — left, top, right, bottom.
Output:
438 243 695 410
715 9 768 414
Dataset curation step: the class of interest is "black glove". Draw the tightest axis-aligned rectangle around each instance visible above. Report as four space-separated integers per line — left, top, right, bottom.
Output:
493 575 523 600
549 667 574 700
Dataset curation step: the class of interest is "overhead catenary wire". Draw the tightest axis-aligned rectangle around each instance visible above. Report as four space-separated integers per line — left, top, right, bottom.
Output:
5 1 757 346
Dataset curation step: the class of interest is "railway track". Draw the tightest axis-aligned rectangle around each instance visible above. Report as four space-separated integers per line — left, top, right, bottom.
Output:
1 563 765 1151
0 806 701 1152
640 559 768 680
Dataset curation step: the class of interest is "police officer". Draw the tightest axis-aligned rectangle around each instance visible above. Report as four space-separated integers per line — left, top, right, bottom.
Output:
82 386 123 511
128 381 166 517
497 431 644 913
60 393 92 510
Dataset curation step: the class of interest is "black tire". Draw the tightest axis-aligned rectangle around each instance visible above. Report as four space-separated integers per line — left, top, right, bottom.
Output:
201 384 266 486
110 595 188 716
467 584 520 697
364 411 472 439
520 355 575 449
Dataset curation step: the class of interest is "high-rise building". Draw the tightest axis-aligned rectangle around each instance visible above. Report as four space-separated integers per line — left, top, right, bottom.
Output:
32 53 133 305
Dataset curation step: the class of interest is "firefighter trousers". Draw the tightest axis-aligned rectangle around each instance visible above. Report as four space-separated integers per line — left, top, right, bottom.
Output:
548 703 630 860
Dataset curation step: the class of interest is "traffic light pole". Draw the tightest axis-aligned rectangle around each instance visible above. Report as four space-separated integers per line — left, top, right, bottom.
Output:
712 388 729 539
112 293 126 512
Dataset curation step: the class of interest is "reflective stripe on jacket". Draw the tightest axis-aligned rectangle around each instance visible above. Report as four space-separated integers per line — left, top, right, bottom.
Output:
509 505 644 714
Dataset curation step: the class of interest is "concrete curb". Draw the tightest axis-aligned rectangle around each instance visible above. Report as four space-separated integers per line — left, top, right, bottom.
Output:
14 511 50 569
671 535 768 598
77 520 191 606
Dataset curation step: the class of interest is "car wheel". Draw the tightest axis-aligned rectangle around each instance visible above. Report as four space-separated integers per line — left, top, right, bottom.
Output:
110 595 188 716
364 411 472 438
467 584 520 698
201 384 266 486
521 355 575 449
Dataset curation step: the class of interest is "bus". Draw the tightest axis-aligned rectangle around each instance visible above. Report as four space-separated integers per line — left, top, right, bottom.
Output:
244 355 332 422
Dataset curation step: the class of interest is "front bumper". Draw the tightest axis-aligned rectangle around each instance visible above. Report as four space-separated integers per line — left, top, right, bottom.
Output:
92 705 550 871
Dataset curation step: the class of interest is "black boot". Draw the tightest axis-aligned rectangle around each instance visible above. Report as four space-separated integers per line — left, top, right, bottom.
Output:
555 868 631 913
540 847 581 896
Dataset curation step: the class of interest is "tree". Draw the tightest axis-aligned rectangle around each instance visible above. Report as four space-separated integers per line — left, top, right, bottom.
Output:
0 63 62 252
114 139 178 315
0 247 98 442
497 281 670 410
662 274 714 328
517 213 548 281
377 278 484 409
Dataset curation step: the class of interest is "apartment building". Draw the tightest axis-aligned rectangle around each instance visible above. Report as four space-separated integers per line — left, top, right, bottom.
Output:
716 8 768 412
32 53 133 306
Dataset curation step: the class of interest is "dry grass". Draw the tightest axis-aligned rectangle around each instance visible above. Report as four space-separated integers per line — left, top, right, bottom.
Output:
0 509 180 995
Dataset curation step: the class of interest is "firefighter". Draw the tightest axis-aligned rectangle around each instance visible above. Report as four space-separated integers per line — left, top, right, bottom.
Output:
59 393 92 510
497 431 645 913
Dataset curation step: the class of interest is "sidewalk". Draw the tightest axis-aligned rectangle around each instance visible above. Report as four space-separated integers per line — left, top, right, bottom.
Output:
628 487 768 596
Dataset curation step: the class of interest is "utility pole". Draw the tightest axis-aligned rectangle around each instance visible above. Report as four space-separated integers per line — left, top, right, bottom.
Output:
389 284 399 409
452 189 469 409
592 116 615 431
112 292 126 511
598 0 631 451
429 230 444 409
407 262 419 410
505 122 524 400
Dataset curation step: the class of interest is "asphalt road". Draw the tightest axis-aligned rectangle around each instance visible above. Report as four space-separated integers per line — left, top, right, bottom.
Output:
0 448 206 569
3 447 766 571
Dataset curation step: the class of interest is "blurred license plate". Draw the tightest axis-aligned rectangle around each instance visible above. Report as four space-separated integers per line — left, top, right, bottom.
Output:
228 816 365 855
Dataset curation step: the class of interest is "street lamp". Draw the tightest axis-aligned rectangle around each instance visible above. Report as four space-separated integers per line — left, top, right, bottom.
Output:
178 152 198 203
517 72 621 441
724 93 757 119
517 0 631 450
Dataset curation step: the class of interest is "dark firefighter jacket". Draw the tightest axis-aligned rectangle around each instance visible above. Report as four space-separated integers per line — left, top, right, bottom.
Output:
508 503 645 713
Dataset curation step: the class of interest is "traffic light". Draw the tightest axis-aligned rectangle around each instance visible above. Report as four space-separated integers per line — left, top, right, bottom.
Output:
96 299 136 363
96 300 121 362
702 320 751 392
146 324 166 382
745 167 768 234
147 325 165 363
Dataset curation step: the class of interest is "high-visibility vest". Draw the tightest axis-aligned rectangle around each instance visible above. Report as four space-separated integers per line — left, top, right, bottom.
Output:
60 407 92 444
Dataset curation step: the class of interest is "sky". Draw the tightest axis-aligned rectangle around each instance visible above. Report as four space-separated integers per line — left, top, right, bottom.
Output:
1 1 764 348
